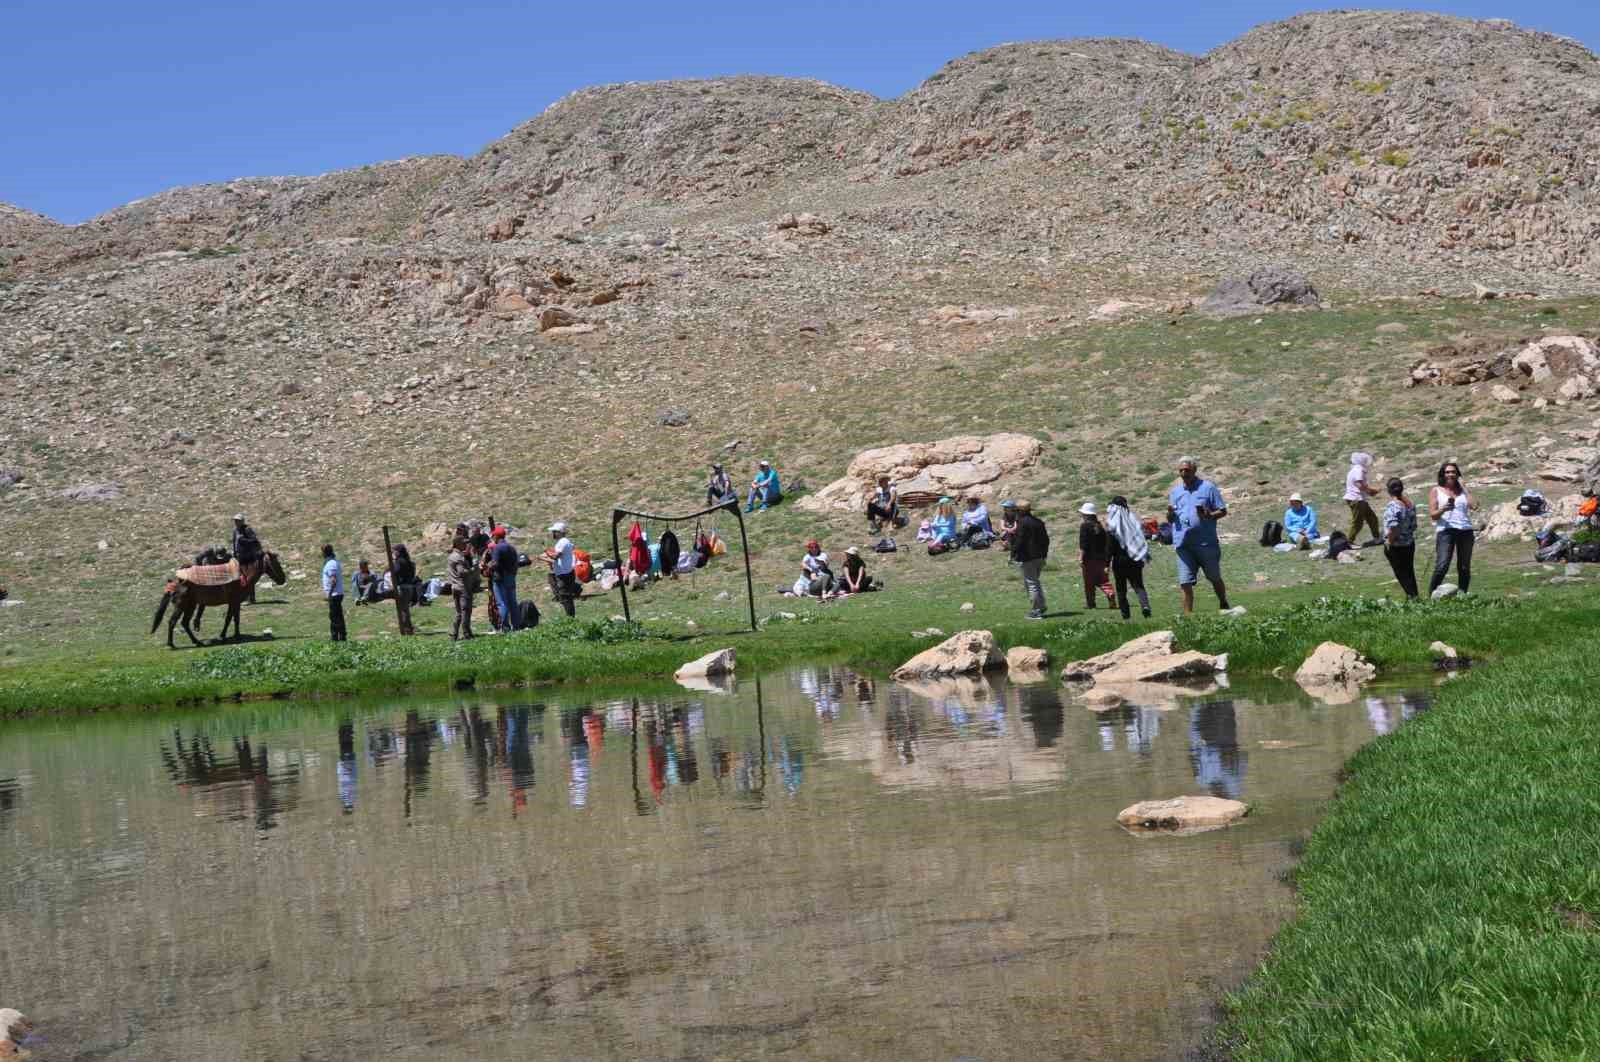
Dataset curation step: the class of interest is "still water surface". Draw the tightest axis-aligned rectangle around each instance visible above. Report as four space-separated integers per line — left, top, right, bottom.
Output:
0 668 1430 1060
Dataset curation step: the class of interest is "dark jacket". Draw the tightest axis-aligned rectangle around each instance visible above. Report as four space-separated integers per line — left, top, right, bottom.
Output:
1013 513 1049 563
1078 519 1111 561
232 525 261 564
491 540 519 579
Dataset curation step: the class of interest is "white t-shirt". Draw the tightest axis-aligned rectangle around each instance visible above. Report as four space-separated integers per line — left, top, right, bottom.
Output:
551 537 576 575
1343 464 1370 502
1431 487 1473 531
802 551 829 575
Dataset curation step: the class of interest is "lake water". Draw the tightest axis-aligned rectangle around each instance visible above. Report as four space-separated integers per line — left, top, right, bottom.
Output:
0 668 1431 1060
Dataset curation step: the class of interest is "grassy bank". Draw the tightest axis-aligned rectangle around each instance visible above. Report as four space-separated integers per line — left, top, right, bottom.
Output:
0 536 1583 715
1219 596 1600 1059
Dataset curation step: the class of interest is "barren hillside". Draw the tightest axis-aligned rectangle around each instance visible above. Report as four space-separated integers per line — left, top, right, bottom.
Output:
1 10 1598 655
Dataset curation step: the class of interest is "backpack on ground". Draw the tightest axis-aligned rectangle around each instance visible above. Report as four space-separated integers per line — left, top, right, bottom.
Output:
874 538 898 553
1518 490 1548 517
928 540 952 556
1260 520 1284 547
1326 530 1352 559
1535 535 1571 563
1576 542 1600 564
968 531 994 550
520 601 541 629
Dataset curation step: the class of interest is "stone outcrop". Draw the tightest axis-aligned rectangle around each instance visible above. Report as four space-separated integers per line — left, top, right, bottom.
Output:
1197 266 1319 318
1061 630 1228 686
798 434 1042 513
892 630 1003 680
1478 492 1584 542
1294 642 1377 689
1117 796 1249 833
1005 646 1050 672
674 647 735 680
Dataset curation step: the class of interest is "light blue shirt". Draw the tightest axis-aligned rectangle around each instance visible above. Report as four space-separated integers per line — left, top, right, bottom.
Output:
1283 503 1318 540
961 504 993 534
322 557 343 597
1169 479 1225 549
754 467 781 498
931 513 958 542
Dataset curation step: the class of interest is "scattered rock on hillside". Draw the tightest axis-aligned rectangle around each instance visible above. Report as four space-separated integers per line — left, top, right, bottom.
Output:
1491 384 1522 404
1539 448 1598 484
775 212 830 237
799 433 1042 513
1197 266 1319 319
538 307 583 331
0 468 22 489
60 482 122 502
892 630 1002 680
658 408 691 427
1117 795 1248 833
1294 642 1377 688
675 647 735 679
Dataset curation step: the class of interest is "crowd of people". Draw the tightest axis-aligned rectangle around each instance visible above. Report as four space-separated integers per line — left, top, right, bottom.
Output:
200 449 1488 645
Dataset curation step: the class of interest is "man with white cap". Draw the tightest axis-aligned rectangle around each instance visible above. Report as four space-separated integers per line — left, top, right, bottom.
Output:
746 460 781 512
545 521 580 618
1076 502 1117 610
1284 491 1320 549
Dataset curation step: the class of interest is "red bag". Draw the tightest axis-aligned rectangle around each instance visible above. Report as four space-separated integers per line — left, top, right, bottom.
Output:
573 549 592 583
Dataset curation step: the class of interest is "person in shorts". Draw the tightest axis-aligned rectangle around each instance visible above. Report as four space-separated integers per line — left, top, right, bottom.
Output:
1167 456 1233 614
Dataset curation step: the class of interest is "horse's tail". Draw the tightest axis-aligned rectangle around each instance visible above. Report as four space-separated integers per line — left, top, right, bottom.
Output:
151 583 176 633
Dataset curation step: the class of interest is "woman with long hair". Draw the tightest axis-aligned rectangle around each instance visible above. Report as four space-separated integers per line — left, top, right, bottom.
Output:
1381 477 1419 600
1428 461 1474 594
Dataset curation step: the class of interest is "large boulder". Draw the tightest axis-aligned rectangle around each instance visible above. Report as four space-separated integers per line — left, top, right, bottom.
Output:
675 648 735 680
1117 796 1249 833
1478 492 1584 542
1061 630 1227 686
1005 646 1050 672
892 630 1003 680
1294 642 1376 687
1198 266 1319 319
797 433 1042 513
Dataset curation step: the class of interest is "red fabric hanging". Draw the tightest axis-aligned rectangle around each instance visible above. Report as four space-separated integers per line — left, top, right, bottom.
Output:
628 520 650 574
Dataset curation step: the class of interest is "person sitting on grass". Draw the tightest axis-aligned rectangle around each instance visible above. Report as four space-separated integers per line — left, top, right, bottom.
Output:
799 539 833 597
959 495 995 547
705 463 735 508
746 460 782 512
1283 492 1320 549
929 498 959 549
866 475 900 532
351 559 380 605
837 546 876 595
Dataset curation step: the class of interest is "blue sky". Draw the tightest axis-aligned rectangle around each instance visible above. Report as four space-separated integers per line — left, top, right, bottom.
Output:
4 1 1596 223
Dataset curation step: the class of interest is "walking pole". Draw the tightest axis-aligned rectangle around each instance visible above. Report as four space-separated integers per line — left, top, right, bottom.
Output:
612 509 631 624
729 499 757 633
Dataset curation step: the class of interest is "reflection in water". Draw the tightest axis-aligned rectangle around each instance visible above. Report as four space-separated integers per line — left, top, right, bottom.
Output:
157 727 301 830
5 671 1448 1062
1189 700 1246 800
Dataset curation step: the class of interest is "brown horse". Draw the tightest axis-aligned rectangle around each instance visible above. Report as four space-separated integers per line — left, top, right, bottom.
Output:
151 551 286 648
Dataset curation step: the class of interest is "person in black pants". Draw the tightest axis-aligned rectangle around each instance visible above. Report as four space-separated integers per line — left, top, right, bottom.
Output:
321 544 348 642
1427 461 1475 594
1380 477 1420 600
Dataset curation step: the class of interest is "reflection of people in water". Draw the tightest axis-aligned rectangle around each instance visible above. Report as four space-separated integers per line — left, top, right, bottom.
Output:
158 728 298 831
460 706 492 807
401 711 434 818
502 706 537 815
337 720 358 813
776 735 804 797
1365 696 1395 736
1017 686 1064 748
884 688 922 766
1094 706 1162 756
1188 699 1246 800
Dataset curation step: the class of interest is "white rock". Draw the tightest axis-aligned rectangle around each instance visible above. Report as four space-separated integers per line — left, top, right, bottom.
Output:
1491 384 1521 404
674 648 735 679
959 602 975 613
1429 640 1459 659
1294 642 1377 687
893 630 1003 680
1004 646 1050 672
1432 583 1460 600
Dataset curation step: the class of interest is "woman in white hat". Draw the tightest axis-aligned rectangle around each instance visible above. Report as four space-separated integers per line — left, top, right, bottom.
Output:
1077 502 1117 610
837 545 875 595
1283 491 1320 549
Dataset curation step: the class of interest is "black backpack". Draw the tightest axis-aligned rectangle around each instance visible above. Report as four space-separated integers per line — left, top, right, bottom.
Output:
873 538 898 553
658 529 681 574
1575 542 1600 564
1260 520 1284 547
520 601 541 629
1518 490 1547 517
1327 530 1352 559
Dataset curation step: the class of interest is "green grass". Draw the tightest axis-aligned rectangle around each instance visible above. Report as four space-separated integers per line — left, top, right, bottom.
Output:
1219 595 1600 1059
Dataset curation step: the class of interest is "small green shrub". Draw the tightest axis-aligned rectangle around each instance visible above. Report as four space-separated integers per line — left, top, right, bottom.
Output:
1379 149 1410 168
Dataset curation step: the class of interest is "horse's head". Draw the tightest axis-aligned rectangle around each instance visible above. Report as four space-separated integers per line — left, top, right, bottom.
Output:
261 551 287 585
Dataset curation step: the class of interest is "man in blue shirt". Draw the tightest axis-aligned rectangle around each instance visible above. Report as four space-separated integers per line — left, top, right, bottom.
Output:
489 527 522 632
745 460 781 512
1166 456 1233 614
321 544 347 642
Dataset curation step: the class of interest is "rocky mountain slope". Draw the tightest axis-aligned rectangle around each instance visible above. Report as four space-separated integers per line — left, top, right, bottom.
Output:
1 9 1598 649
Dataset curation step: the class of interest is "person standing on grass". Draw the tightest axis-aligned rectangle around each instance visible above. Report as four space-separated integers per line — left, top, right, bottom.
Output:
1076 503 1117 610
1105 495 1152 620
1167 457 1233 614
1381 477 1420 600
545 521 581 618
446 535 478 640
1428 461 1475 594
1012 500 1050 619
489 526 522 632
1344 452 1383 547
321 544 347 643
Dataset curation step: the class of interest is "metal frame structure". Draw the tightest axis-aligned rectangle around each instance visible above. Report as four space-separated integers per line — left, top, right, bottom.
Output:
609 498 758 633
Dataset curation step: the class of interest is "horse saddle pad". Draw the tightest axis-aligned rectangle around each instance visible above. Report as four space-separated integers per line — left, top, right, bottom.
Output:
175 559 244 587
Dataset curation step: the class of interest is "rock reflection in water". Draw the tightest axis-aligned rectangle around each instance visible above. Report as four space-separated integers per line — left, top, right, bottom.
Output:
2 669 1442 1061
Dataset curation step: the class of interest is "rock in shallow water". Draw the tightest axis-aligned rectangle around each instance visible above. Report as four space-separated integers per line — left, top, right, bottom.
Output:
1117 795 1249 833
